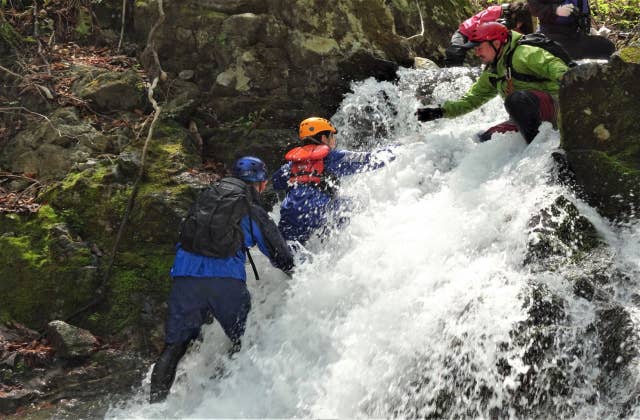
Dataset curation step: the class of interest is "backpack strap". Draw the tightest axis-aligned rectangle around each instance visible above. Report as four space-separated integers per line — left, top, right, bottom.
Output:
245 248 260 281
244 188 260 281
504 45 552 83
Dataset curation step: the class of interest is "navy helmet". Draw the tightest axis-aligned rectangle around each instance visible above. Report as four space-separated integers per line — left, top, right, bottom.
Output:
233 156 267 182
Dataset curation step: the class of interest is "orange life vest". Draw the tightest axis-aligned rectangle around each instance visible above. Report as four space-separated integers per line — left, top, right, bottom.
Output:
285 144 331 185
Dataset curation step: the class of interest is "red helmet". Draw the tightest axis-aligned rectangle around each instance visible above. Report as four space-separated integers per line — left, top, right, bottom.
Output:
463 22 509 48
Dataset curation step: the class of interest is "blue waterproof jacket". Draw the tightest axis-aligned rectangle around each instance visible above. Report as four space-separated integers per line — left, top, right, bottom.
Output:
272 148 393 243
170 186 293 280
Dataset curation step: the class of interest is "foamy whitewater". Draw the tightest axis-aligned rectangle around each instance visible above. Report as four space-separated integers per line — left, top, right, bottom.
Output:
108 67 640 418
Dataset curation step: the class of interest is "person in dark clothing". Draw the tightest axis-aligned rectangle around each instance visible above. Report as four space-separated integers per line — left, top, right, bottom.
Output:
149 156 294 404
527 0 615 59
417 22 569 144
446 2 534 67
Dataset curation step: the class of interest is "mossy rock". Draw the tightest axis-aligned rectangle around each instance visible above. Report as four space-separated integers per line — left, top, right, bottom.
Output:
0 207 98 330
565 150 639 221
72 67 146 112
560 57 640 154
1 120 202 337
559 54 640 221
131 0 472 126
0 107 121 181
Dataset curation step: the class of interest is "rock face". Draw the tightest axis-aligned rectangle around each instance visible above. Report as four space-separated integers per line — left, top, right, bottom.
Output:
559 48 640 222
130 0 470 125
0 107 128 181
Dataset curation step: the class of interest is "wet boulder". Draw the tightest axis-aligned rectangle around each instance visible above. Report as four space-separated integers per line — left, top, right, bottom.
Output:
524 195 602 266
559 48 640 222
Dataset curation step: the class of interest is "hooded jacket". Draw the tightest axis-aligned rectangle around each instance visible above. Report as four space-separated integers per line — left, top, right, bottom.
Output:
442 31 569 118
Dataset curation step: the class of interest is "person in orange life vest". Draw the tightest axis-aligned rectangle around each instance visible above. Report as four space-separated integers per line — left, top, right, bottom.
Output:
417 22 569 144
272 117 394 245
445 2 534 67
527 0 614 59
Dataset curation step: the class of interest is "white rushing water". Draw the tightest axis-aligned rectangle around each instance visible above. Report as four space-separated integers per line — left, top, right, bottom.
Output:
109 67 640 418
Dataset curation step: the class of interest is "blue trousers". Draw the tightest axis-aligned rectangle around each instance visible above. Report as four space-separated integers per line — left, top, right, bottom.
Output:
165 276 251 344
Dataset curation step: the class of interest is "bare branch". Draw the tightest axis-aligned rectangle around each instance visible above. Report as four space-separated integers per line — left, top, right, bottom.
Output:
0 64 24 80
0 106 62 137
117 0 126 52
405 0 426 40
142 0 166 80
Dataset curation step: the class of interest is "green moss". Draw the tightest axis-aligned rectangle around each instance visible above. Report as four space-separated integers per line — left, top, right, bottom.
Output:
566 150 640 221
74 7 92 37
102 249 173 333
0 17 22 49
0 206 97 330
0 117 200 337
618 47 640 64
204 11 227 19
217 32 227 45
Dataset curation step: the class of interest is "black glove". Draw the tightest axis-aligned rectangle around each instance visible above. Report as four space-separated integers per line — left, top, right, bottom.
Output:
416 106 444 122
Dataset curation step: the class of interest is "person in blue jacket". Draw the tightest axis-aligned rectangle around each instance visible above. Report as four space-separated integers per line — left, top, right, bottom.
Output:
272 117 393 245
150 156 293 403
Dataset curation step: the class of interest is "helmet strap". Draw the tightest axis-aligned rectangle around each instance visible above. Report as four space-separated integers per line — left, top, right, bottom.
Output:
490 41 503 65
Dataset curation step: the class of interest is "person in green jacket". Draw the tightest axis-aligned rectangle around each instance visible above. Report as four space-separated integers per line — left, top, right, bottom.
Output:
417 22 569 144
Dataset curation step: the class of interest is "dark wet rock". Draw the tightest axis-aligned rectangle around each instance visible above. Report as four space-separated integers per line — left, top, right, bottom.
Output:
0 320 150 417
559 48 640 222
0 388 42 415
114 151 143 182
161 80 201 123
550 150 576 188
524 196 603 266
0 322 39 344
46 321 98 359
596 306 636 373
204 127 296 174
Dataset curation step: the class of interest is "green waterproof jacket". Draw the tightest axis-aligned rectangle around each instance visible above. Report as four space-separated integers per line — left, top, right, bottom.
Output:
442 31 569 118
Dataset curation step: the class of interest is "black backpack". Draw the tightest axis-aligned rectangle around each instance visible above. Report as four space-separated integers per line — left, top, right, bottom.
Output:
179 177 252 258
504 33 577 83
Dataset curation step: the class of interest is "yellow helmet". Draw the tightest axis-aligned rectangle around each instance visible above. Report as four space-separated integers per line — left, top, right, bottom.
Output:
298 117 337 139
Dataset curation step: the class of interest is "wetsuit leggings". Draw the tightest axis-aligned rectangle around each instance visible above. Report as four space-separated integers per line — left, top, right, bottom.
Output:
149 276 251 403
479 90 556 144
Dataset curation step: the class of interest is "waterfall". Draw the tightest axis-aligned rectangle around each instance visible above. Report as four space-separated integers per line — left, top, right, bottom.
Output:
108 67 640 419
